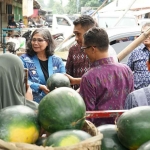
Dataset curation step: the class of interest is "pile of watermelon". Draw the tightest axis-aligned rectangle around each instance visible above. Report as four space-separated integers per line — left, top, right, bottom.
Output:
38 86 92 147
0 73 93 148
98 106 150 150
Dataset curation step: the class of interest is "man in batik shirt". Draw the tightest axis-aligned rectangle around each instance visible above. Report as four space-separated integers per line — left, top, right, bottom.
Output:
68 27 134 126
66 15 118 90
127 23 150 90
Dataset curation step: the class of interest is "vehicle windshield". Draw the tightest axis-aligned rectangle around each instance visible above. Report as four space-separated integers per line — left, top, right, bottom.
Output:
98 17 138 28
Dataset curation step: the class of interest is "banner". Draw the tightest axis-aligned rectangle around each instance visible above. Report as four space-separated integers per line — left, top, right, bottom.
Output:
23 0 33 17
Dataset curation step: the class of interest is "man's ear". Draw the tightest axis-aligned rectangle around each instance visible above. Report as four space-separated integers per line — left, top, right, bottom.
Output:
146 61 150 71
92 46 96 53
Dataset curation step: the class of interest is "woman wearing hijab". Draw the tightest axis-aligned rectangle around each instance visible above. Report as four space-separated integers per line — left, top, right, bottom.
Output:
20 29 65 103
0 53 38 110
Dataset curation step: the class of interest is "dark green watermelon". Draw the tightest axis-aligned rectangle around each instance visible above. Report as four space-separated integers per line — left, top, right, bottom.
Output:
38 87 86 133
97 124 128 150
46 73 70 91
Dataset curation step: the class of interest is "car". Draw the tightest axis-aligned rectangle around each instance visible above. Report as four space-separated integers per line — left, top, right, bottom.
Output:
55 26 141 64
107 26 141 63
138 19 150 26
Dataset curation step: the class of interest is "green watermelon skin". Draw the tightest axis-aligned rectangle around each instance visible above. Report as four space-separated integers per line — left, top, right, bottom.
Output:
45 129 91 147
46 73 70 91
0 105 40 143
117 106 150 150
97 124 128 150
38 87 86 133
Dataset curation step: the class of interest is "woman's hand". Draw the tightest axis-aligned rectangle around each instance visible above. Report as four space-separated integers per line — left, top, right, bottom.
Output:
39 85 50 94
25 84 33 100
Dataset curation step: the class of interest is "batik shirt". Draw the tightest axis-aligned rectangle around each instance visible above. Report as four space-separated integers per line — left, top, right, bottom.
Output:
66 44 90 90
127 44 150 90
66 43 118 90
124 85 150 109
79 57 134 126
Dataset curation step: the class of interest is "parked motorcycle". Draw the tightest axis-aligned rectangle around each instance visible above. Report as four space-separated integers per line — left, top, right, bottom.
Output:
6 38 20 54
22 30 32 42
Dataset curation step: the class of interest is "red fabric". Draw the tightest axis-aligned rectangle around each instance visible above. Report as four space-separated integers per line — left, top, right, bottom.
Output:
30 9 38 18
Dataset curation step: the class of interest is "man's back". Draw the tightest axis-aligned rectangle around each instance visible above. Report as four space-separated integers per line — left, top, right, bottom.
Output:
79 57 134 126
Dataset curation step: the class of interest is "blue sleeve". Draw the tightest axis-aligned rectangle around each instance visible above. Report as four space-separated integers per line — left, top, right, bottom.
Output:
127 52 134 71
20 55 40 93
59 58 66 73
124 93 138 109
53 56 66 73
20 55 27 68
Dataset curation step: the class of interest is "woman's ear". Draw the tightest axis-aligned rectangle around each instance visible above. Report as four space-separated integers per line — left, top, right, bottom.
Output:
146 61 150 71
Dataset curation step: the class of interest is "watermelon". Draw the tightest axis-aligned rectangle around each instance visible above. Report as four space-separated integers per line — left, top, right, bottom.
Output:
46 73 70 91
35 137 47 146
117 106 150 150
97 124 128 150
38 87 86 133
137 140 150 150
0 105 40 143
44 130 91 147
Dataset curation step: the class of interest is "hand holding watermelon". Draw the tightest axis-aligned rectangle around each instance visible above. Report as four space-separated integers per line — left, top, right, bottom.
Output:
39 85 50 94
65 74 81 85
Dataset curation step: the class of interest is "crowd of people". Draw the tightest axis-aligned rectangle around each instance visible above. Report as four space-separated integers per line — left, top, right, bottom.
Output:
1 15 150 127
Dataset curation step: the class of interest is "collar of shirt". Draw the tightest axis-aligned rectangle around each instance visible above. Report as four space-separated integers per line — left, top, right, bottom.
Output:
140 43 149 51
91 57 114 68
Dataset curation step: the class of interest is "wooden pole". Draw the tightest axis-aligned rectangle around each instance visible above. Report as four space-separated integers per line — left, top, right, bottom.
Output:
117 27 150 62
91 0 108 17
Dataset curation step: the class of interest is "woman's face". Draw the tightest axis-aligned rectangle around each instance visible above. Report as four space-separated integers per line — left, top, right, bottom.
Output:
31 33 48 53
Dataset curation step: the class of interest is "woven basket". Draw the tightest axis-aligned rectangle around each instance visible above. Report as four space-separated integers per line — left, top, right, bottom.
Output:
0 120 103 150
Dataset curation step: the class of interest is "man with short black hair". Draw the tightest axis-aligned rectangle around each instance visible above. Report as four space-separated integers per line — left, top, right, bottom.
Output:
66 15 118 90
69 27 134 126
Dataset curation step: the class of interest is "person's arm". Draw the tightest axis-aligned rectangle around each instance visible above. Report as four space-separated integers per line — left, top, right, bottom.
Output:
79 76 96 111
25 84 33 100
65 74 81 85
57 57 66 73
20 55 41 93
124 93 138 109
39 85 49 94
66 47 73 76
25 85 39 111
127 52 134 71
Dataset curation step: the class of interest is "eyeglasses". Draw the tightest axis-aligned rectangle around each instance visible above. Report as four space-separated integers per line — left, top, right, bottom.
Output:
31 38 46 43
81 46 92 52
81 46 96 52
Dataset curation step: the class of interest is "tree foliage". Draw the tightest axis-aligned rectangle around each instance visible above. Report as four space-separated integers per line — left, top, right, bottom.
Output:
36 0 113 14
65 0 102 14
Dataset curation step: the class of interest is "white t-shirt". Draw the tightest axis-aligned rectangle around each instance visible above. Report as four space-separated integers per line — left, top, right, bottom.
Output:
108 45 118 63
